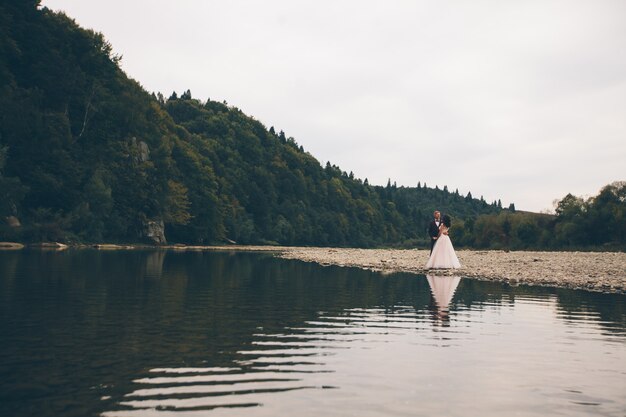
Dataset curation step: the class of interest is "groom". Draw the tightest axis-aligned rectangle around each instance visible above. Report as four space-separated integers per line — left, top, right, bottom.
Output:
428 210 441 254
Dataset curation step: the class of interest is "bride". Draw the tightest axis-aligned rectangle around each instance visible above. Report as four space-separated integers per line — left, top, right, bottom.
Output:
425 214 461 269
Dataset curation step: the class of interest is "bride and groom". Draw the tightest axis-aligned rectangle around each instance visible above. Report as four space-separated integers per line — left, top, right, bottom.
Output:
425 210 461 269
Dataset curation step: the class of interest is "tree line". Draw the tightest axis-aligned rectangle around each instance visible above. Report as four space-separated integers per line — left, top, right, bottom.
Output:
447 182 625 251
0 2 623 250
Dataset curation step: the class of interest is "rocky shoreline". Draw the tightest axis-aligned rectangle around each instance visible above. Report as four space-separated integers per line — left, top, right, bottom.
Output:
277 247 626 294
1 242 624 294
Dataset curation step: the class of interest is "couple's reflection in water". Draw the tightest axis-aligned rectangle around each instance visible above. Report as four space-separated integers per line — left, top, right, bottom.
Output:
426 274 462 325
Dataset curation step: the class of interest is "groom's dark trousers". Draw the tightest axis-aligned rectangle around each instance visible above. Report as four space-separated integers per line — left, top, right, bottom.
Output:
428 220 439 254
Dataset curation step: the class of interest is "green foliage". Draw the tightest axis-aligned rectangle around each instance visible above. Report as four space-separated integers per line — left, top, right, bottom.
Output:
458 210 553 249
0 146 29 218
553 182 625 248
159 94 503 247
0 1 521 247
458 182 625 250
164 180 192 225
6 2 621 250
0 2 220 243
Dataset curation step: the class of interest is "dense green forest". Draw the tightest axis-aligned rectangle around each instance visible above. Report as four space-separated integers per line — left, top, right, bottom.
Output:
450 181 625 250
0 2 623 250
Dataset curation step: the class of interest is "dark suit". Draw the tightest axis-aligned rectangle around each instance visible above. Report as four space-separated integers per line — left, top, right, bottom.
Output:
428 220 441 254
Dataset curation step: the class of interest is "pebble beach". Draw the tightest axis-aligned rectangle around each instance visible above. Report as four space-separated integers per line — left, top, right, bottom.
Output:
187 245 625 294
275 247 626 294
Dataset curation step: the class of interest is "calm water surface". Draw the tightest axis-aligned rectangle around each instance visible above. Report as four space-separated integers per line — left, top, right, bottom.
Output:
0 250 625 417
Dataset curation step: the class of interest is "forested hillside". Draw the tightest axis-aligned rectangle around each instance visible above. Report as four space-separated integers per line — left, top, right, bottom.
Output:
162 95 501 246
1 2 623 250
0 1 222 244
0 1 500 247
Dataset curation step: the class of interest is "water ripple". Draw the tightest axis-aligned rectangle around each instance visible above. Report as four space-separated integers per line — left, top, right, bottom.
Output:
1 251 625 417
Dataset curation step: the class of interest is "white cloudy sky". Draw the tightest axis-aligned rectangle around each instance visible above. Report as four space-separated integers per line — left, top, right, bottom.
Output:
42 0 626 212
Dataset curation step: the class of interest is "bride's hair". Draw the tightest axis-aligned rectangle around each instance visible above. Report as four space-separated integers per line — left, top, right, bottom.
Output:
442 214 452 228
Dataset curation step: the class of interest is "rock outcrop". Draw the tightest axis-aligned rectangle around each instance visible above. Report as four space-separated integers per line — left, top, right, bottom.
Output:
143 218 166 244
5 216 21 227
130 137 150 163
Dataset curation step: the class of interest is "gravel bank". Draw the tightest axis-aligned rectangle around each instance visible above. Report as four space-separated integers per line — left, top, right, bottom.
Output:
275 247 626 294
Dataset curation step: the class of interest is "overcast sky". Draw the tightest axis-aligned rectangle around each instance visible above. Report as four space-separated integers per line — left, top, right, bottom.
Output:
42 0 626 212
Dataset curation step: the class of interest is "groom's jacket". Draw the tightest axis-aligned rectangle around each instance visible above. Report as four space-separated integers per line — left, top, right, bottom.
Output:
428 220 440 239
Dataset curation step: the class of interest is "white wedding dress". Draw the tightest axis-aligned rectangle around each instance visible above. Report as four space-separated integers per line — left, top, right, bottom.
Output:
425 226 461 269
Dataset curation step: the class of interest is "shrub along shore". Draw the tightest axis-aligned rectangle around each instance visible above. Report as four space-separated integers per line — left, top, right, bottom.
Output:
2 243 624 294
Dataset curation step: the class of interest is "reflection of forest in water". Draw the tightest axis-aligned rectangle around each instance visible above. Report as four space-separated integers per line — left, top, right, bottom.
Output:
2 249 623 328
0 250 625 416
1 250 625 334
